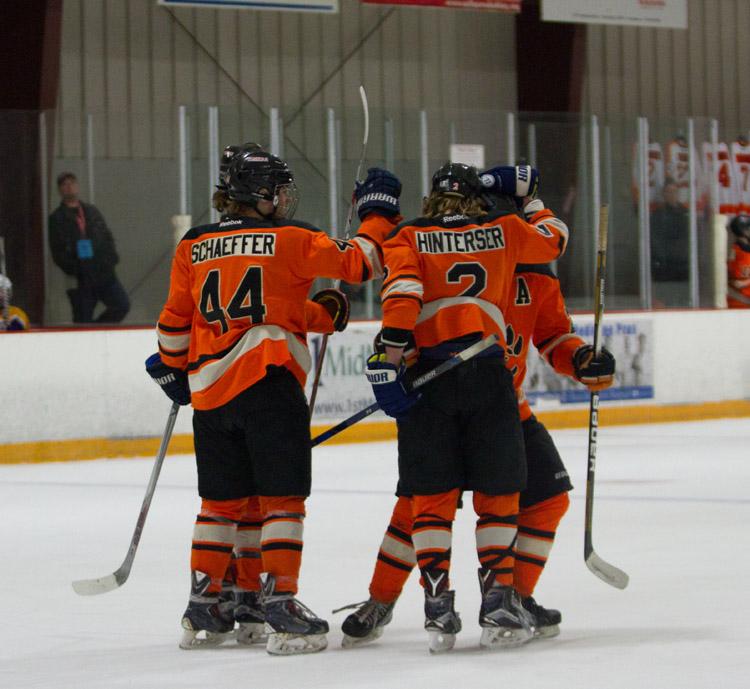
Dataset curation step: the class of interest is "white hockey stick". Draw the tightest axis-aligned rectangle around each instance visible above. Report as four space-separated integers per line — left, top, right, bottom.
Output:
0 237 10 323
309 85 370 414
72 402 179 595
584 204 629 590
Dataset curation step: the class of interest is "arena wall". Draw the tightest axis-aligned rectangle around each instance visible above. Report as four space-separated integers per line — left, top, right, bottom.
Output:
3 309 750 463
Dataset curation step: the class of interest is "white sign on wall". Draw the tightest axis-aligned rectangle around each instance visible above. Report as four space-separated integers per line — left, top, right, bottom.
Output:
525 316 655 408
158 0 339 13
542 0 687 29
450 144 486 170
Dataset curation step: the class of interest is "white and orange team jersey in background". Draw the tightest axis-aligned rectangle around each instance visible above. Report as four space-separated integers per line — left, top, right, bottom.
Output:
504 265 586 421
631 141 664 210
157 214 393 410
379 206 568 351
665 138 696 209
703 142 736 215
730 140 750 215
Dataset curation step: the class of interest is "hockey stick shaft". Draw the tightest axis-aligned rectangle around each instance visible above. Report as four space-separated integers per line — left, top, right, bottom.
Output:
584 205 629 590
311 334 498 447
72 402 179 595
309 85 370 415
0 237 9 322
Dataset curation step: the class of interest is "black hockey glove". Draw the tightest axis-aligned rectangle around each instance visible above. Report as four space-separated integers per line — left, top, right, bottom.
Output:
573 345 616 392
145 353 191 406
311 288 350 332
355 168 401 221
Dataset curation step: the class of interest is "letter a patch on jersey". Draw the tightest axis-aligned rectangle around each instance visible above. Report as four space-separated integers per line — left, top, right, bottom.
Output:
515 276 532 306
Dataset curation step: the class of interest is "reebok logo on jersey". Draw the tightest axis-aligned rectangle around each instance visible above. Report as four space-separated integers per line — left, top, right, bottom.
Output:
415 226 505 254
191 233 276 264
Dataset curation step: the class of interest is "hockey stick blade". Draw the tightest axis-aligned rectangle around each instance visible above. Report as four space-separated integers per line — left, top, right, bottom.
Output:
72 570 126 596
72 402 179 596
586 551 629 590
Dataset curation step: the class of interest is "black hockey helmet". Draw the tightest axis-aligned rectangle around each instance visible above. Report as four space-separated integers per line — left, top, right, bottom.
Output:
729 214 750 242
227 149 298 218
217 142 263 190
431 162 483 199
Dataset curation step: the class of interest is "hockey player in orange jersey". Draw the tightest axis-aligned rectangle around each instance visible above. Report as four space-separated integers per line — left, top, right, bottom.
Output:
146 147 400 656
364 162 569 652
350 166 613 652
727 214 750 308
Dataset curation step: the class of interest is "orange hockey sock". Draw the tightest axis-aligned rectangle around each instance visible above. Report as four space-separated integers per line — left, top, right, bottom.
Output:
190 497 245 593
259 496 306 595
411 489 460 588
234 495 263 592
368 496 416 604
473 492 520 587
514 492 570 598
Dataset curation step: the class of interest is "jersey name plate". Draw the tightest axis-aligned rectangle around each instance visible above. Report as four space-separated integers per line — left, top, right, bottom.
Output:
415 226 505 254
191 233 276 264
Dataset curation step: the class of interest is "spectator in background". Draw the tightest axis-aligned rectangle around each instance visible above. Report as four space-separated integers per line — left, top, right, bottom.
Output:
48 172 130 323
650 178 690 308
727 214 750 308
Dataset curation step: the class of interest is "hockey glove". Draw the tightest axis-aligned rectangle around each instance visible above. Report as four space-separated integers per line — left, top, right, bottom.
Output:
311 288 350 332
145 352 192 406
480 165 540 208
573 345 616 392
355 168 401 221
366 353 420 420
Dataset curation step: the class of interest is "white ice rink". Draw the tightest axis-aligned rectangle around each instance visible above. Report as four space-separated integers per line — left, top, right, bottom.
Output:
3 417 749 689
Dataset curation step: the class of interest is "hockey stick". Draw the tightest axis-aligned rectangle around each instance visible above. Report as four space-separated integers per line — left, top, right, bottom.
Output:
0 237 10 323
584 205 629 590
72 402 180 596
309 85 370 415
312 334 498 447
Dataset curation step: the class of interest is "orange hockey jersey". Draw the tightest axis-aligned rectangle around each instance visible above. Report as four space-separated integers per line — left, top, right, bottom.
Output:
505 265 586 421
157 215 386 410
379 207 568 350
727 243 750 308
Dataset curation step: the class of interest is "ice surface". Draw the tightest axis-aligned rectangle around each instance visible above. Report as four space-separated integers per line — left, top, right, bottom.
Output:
2 418 749 688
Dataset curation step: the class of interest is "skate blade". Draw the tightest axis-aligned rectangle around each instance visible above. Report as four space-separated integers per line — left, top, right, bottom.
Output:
266 631 328 656
236 622 267 646
533 624 560 640
480 625 533 649
428 631 456 654
179 628 232 650
341 626 384 648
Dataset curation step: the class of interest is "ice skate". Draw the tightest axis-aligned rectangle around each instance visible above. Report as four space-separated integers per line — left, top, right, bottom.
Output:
522 596 561 639
336 598 395 648
234 590 267 645
260 573 328 655
179 571 235 650
477 568 534 649
422 569 461 654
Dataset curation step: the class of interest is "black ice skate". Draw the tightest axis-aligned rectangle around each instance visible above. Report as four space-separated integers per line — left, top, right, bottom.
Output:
477 568 534 649
234 590 267 645
260 573 329 655
179 571 235 650
522 596 561 639
422 569 462 654
336 598 395 648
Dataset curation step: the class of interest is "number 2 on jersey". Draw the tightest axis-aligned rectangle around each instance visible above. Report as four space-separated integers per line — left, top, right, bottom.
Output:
199 266 266 334
446 262 487 297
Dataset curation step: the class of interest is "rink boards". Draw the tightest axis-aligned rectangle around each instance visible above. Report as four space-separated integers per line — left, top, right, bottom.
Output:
3 309 750 463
